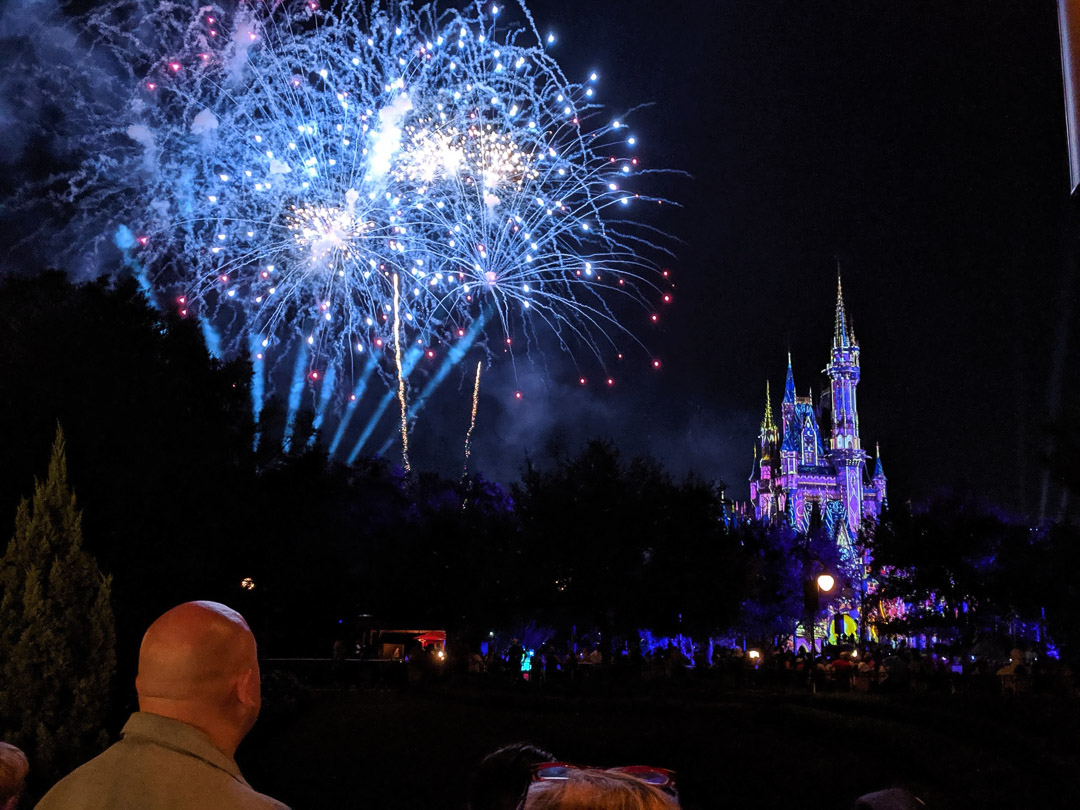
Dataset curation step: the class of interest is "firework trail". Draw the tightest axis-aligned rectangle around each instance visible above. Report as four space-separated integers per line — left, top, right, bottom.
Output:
392 272 411 473
7 0 677 460
462 360 482 480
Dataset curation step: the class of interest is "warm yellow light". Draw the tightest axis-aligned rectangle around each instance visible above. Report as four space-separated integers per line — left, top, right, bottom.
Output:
240 577 256 591
747 650 761 659
817 574 835 592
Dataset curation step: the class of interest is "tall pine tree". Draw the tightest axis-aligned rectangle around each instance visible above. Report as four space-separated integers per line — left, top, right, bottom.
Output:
0 426 116 783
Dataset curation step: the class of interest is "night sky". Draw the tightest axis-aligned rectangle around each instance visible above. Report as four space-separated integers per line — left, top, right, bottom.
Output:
1 1 1074 515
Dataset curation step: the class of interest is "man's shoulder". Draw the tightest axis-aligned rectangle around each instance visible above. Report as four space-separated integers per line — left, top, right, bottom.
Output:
225 781 291 810
35 743 126 809
207 772 291 810
35 738 290 810
39 779 289 810
244 790 291 810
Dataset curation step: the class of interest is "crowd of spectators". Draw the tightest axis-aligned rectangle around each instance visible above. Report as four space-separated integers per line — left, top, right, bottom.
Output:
444 634 1072 697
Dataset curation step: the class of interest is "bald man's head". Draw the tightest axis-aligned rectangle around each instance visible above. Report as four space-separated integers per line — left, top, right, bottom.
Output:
136 601 261 756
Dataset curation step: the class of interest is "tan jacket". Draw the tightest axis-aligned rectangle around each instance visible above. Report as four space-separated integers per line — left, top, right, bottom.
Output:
35 712 288 810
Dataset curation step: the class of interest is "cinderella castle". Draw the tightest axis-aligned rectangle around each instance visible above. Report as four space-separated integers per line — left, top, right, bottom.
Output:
749 277 887 549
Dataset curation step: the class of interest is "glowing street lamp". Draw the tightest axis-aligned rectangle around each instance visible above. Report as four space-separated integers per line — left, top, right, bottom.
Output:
806 571 836 692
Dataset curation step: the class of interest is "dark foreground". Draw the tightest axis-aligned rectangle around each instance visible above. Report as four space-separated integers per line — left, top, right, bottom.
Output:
238 677 1080 809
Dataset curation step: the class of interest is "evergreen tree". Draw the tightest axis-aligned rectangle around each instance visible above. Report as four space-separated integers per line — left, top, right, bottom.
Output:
0 426 116 783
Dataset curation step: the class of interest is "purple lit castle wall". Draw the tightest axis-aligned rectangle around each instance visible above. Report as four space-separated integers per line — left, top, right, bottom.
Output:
749 277 887 545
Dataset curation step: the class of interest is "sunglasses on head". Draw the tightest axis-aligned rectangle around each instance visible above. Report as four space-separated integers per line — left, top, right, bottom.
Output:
528 762 677 796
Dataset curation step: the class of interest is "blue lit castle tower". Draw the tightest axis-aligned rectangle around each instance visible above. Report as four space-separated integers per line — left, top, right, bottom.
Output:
749 277 887 553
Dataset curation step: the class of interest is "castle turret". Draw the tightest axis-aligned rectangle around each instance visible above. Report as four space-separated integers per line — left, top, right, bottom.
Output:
753 384 781 521
759 381 778 484
761 380 778 449
783 352 797 413
873 442 888 511
780 355 799 483
829 274 861 450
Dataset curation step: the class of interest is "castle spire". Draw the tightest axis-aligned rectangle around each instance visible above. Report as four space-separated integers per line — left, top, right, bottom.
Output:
874 442 886 478
784 352 796 404
833 269 851 349
761 381 777 440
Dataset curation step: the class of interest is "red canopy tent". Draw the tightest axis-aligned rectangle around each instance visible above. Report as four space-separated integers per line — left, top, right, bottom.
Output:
414 630 446 647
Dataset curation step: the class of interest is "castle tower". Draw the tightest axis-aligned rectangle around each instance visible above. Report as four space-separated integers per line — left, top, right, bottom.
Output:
827 273 867 534
782 352 797 429
873 442 888 512
759 382 777 514
779 355 799 518
751 383 781 521
760 380 779 451
780 356 798 463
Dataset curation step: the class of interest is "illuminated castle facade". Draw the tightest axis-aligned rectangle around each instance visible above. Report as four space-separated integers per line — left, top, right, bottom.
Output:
749 278 887 547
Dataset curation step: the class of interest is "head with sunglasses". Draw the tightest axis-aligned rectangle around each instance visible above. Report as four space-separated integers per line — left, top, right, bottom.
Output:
520 763 679 810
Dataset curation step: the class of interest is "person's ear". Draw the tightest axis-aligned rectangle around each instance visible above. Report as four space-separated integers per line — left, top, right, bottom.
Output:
236 666 259 711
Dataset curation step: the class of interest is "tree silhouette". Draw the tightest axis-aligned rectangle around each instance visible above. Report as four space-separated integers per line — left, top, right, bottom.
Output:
0 426 115 787
513 440 745 636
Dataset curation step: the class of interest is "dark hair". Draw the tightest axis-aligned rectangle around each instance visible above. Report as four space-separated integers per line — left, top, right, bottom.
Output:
467 743 556 810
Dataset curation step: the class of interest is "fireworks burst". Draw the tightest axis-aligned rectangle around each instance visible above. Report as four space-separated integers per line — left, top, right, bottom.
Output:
10 0 677 457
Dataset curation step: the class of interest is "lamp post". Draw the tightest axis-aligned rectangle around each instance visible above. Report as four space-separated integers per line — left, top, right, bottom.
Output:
807 573 835 692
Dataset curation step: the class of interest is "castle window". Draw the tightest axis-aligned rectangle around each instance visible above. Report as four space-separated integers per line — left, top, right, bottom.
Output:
801 427 816 465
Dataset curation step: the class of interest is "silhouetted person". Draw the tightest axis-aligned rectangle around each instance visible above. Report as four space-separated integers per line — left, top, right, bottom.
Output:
0 742 28 810
507 640 525 678
36 601 287 809
467 743 555 810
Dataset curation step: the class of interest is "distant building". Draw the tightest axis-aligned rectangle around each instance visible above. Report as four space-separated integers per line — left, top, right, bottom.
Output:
749 276 887 559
